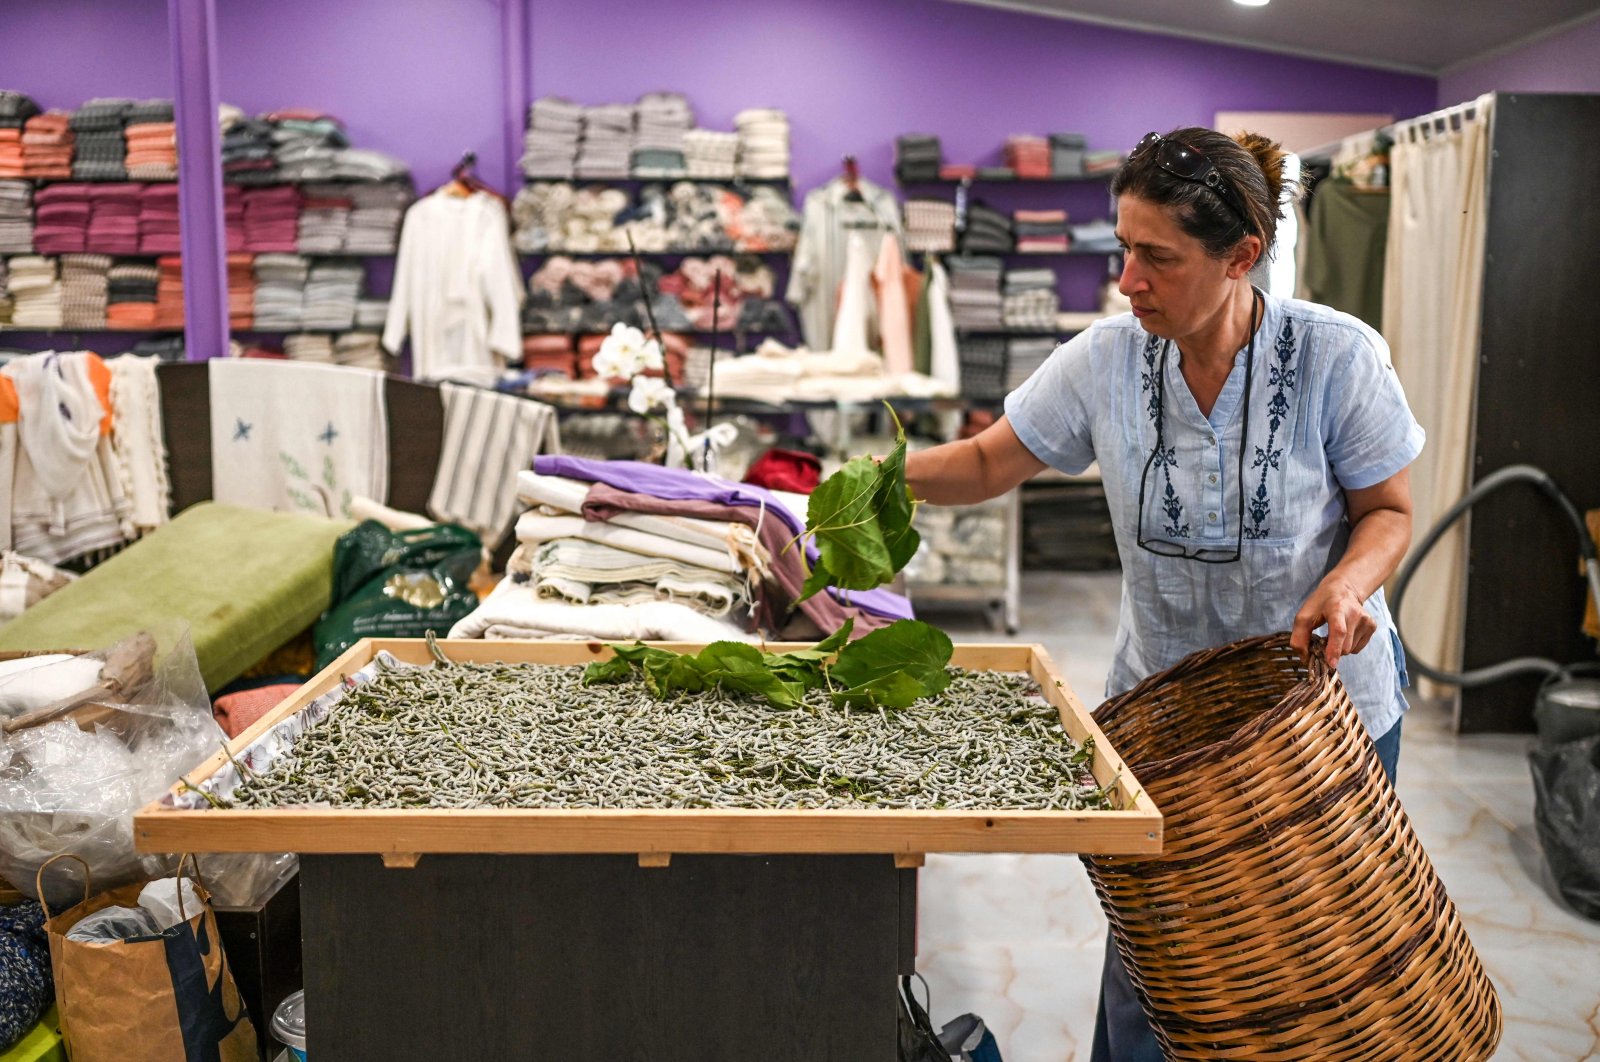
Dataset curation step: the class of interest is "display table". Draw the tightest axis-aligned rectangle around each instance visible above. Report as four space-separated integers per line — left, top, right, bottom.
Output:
137 639 1160 1059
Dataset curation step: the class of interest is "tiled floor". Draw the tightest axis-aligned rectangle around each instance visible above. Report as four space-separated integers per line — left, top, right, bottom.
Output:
915 571 1600 1061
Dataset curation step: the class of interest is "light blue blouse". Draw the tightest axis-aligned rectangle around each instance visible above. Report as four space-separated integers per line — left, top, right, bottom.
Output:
1005 294 1424 737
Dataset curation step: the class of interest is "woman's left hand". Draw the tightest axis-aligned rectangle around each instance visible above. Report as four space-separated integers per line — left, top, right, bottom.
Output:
1291 576 1377 669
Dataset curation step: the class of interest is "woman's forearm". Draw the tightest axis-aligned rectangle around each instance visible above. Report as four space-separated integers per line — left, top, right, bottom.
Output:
1324 507 1411 601
904 416 1047 505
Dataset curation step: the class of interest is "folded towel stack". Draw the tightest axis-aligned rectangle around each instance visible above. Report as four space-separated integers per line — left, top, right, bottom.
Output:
578 104 635 180
521 96 582 180
125 101 177 180
735 108 789 180
683 129 738 180
252 253 309 331
632 92 691 178
945 254 1004 331
7 255 62 328
0 179 32 251
138 183 181 254
227 252 255 327
1002 268 1060 330
21 112 74 179
86 183 142 254
60 252 111 328
301 260 362 330
959 201 1014 254
1013 208 1069 253
71 98 131 181
344 181 412 254
1004 135 1051 179
31 183 90 254
155 254 185 328
106 260 158 329
271 113 348 183
241 185 301 253
903 198 956 253
296 182 352 254
895 134 942 184
221 117 277 185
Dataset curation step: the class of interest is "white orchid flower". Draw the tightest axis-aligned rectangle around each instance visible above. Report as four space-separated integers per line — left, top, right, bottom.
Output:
640 337 665 372
627 374 676 415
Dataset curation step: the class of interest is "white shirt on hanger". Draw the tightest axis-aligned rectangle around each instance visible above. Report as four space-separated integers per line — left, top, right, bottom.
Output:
382 190 523 385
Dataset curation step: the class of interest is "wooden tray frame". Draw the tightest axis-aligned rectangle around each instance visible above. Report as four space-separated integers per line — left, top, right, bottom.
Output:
135 639 1161 862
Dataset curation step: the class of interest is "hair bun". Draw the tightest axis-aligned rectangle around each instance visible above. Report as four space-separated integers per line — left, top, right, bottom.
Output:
1233 130 1300 210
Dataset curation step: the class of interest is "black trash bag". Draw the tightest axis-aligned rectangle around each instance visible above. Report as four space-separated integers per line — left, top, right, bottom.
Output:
312 521 483 669
1529 733 1600 921
898 975 948 1062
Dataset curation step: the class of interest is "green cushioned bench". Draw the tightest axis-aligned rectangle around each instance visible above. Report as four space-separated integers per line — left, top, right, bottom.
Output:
0 502 352 692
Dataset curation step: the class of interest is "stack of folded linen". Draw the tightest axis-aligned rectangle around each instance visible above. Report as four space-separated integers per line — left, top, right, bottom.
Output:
251 253 309 330
631 91 691 178
521 96 582 180
155 255 185 329
894 135 942 184
86 183 142 254
138 183 182 254
1049 133 1086 178
301 260 362 330
353 297 388 330
270 111 347 182
71 99 131 181
735 109 789 180
1068 217 1119 253
903 198 956 253
333 331 385 369
683 129 738 179
296 183 352 254
1002 268 1059 330
1004 135 1051 179
944 255 1004 330
0 179 33 251
0 257 10 324
221 117 277 185
106 260 158 328
21 112 74 178
957 336 1008 401
283 333 334 362
1083 150 1123 175
329 147 408 182
7 255 62 328
1005 335 1057 391
60 253 111 328
31 183 90 253
447 458 914 643
577 104 634 180
959 202 1014 254
124 102 177 180
227 253 254 327
0 91 41 133
241 185 301 252
1013 208 1068 253
344 181 411 253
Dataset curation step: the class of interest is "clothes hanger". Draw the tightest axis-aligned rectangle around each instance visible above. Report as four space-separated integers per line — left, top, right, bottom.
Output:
440 150 508 205
841 154 864 203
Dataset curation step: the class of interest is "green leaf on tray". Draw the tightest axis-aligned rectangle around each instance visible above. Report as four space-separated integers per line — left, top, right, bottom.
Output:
828 620 954 709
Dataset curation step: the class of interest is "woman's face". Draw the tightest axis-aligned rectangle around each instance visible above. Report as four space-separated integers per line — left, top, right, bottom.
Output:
1114 194 1250 343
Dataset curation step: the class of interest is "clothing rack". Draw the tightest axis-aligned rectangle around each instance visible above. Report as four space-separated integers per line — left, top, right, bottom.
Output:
1301 93 1494 161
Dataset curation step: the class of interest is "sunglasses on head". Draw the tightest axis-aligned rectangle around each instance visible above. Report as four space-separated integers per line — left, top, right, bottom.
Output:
1132 132 1249 228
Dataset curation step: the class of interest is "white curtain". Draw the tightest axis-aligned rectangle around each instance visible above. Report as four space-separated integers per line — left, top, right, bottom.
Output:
1381 94 1494 702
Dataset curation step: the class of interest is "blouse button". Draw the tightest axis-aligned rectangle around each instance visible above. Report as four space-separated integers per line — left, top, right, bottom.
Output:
1208 473 1218 484
1207 512 1218 522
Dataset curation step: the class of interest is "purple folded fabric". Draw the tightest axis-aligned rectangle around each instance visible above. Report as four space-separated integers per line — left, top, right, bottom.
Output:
532 455 914 621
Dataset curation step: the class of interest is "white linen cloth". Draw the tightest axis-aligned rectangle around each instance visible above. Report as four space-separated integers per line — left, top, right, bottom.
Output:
509 538 750 617
515 512 741 575
4 352 99 500
208 359 388 518
449 578 754 643
515 470 766 571
106 353 170 534
428 382 560 548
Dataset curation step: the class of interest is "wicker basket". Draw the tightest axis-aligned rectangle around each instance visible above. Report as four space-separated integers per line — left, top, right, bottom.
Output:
1083 634 1500 1060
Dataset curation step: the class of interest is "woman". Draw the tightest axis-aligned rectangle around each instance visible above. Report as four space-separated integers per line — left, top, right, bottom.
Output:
903 127 1423 1061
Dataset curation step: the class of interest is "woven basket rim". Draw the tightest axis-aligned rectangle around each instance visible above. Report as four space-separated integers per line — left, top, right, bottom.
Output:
1092 632 1332 784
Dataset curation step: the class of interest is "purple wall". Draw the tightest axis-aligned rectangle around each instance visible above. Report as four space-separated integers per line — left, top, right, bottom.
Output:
1438 15 1600 106
530 0 1434 193
1 0 1435 324
0 0 172 103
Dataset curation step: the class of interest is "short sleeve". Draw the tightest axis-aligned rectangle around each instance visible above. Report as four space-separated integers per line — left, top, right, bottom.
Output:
1003 328 1100 474
1321 327 1425 489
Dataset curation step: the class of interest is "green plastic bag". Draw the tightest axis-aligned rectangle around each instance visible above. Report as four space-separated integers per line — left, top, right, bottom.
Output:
312 521 483 669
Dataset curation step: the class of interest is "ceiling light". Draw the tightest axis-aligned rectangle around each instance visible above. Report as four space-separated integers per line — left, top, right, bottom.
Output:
1233 0 1270 6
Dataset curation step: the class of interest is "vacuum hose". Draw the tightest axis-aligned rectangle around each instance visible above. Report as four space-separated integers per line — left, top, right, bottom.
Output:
1391 464 1600 688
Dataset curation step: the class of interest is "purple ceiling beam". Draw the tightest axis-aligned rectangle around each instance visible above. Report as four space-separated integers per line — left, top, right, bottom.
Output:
169 0 228 361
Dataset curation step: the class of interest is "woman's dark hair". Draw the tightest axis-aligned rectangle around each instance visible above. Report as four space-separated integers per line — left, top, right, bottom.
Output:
1111 127 1304 258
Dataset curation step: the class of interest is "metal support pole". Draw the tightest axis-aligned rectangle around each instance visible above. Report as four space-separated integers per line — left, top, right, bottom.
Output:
501 0 529 192
168 0 228 361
